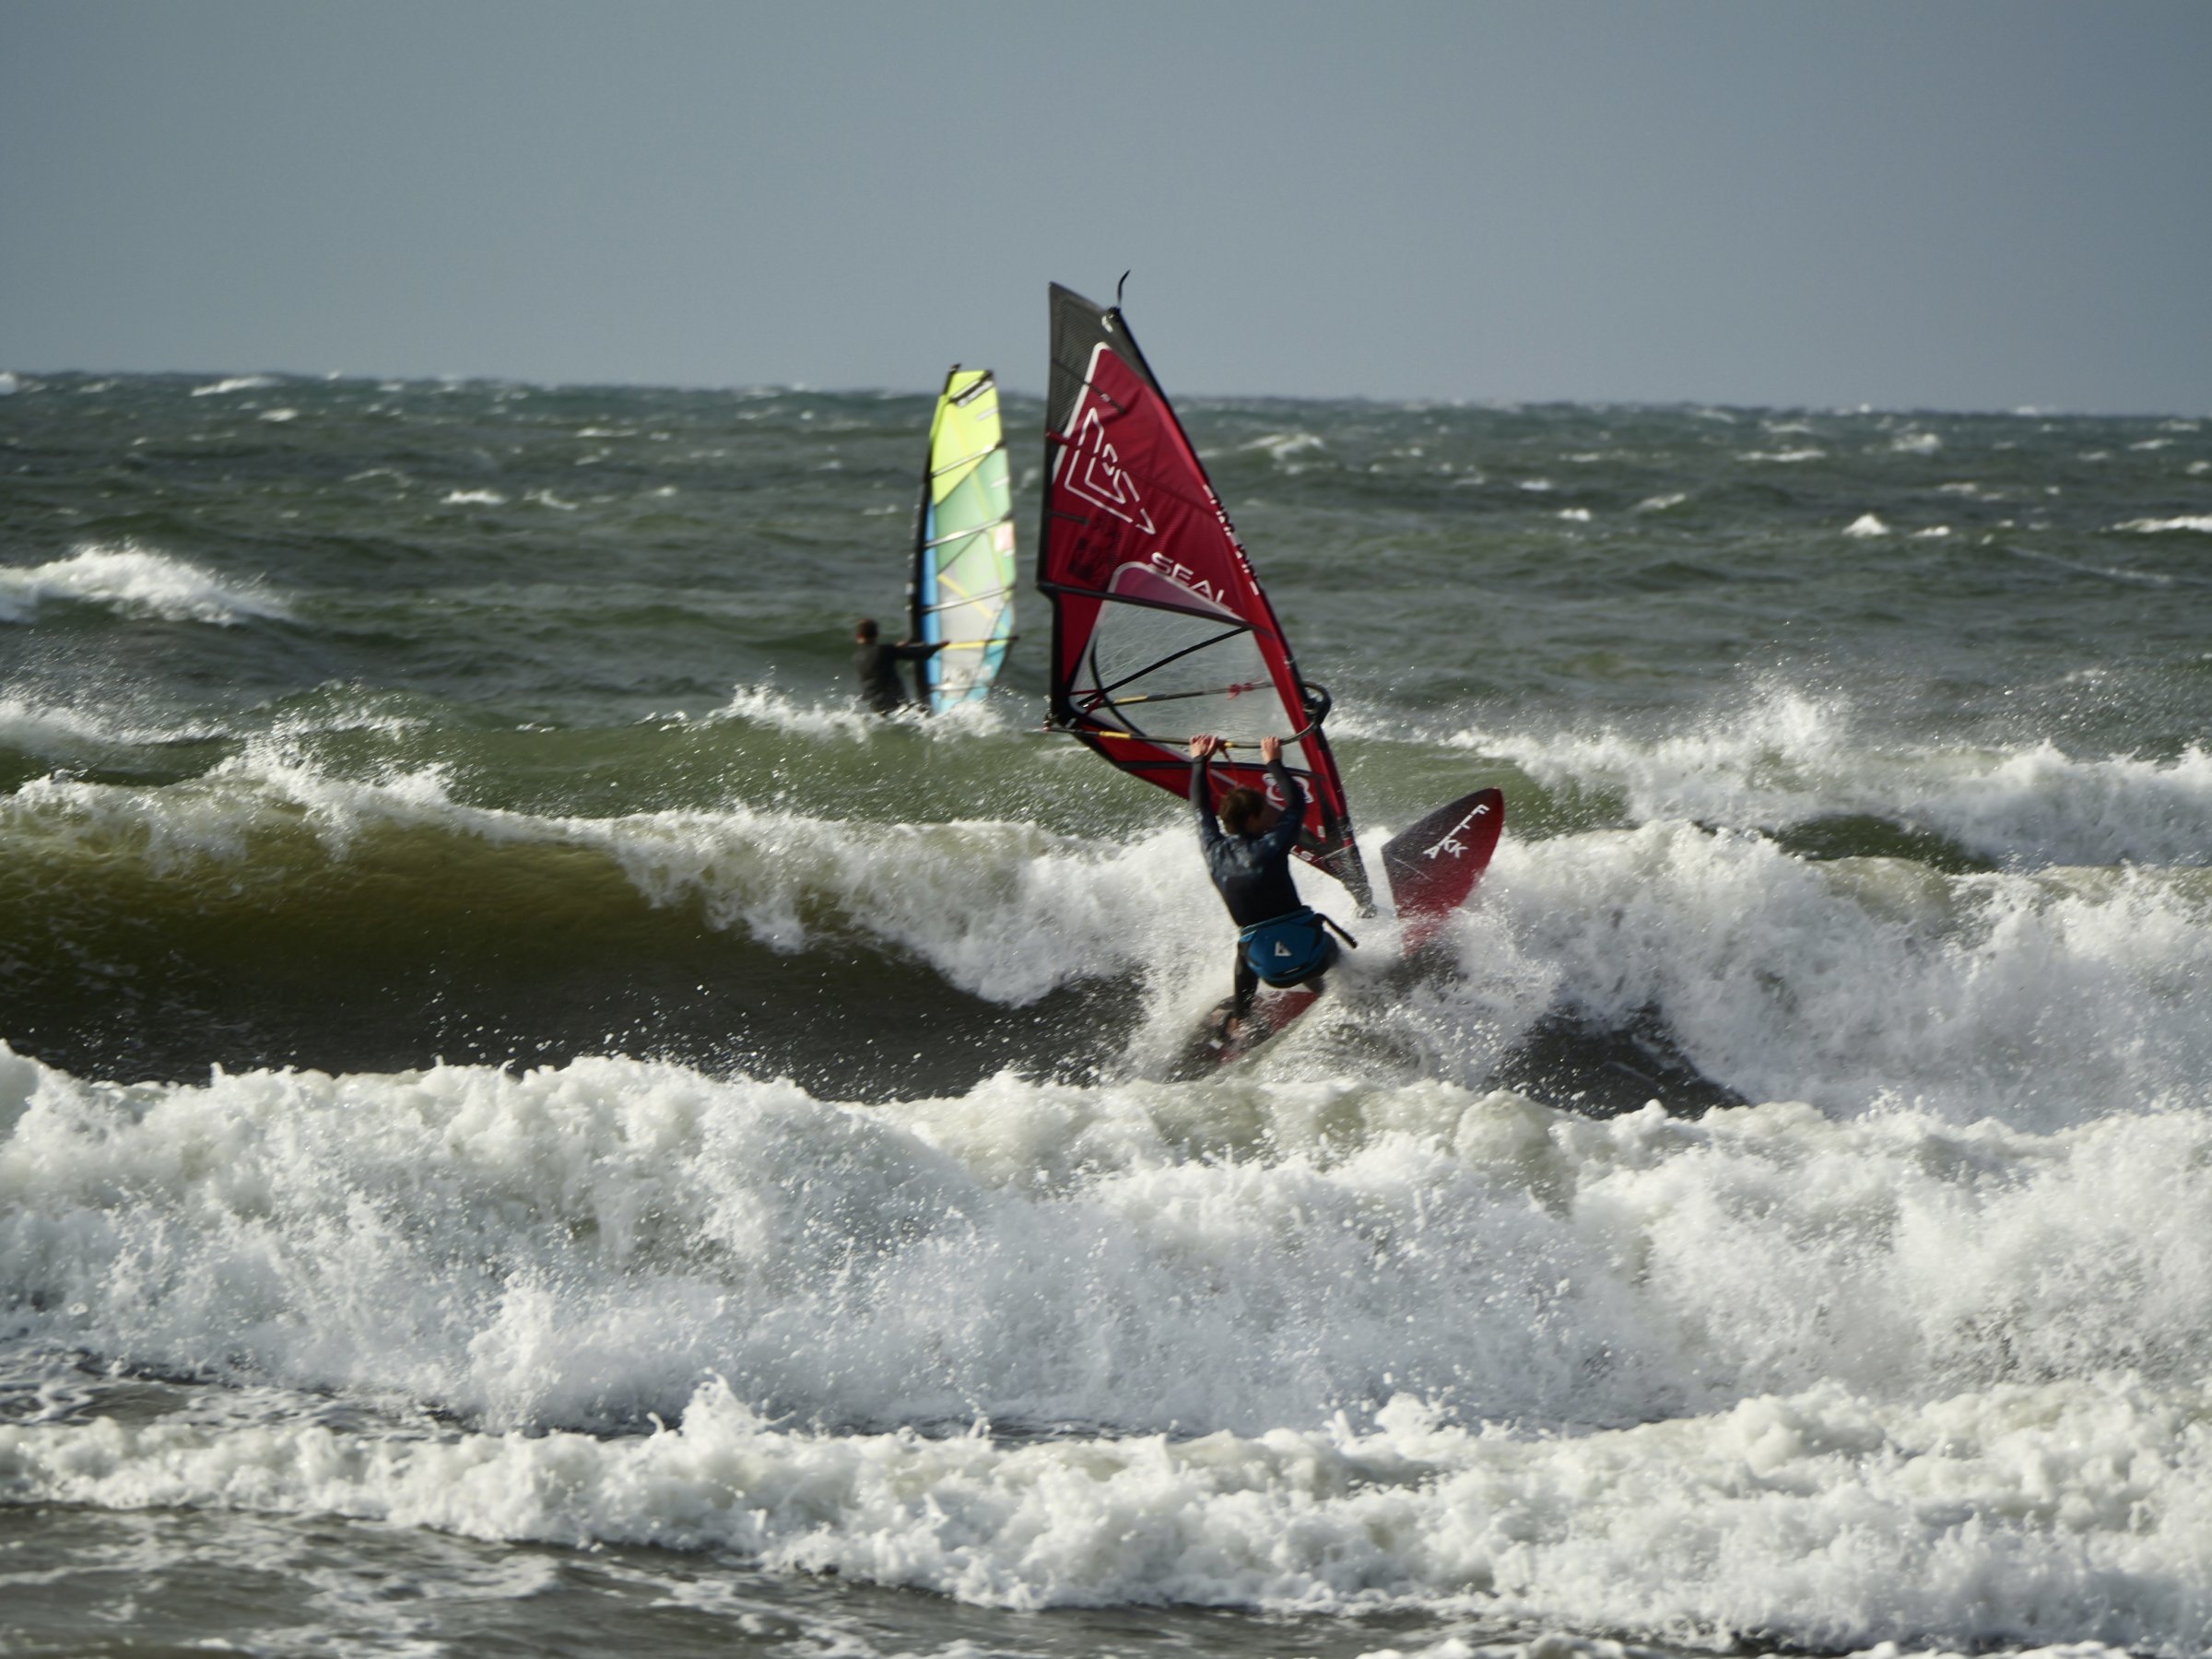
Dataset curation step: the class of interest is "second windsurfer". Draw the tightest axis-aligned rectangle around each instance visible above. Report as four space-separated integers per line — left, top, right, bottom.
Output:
852 618 941 713
1188 734 1352 1030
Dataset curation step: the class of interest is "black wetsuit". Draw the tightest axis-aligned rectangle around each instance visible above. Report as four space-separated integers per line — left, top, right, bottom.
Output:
853 638 941 713
1192 752 1333 1014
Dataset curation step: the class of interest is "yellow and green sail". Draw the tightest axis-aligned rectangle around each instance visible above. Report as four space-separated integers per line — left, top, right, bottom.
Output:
910 367 1016 712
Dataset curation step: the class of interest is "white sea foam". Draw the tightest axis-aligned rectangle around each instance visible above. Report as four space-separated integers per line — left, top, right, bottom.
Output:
1843 513 1889 537
0 696 125 754
4 1371 2209 1643
1244 431 1324 463
705 683 1014 747
0 694 228 759
2113 515 2212 535
258 406 300 423
0 542 291 626
1890 431 1942 455
0 371 20 396
441 488 508 506
709 684 910 742
1446 690 2212 870
4 1042 2212 1646
189 374 280 396
1472 818 2212 1125
1739 448 1825 464
1632 493 1687 513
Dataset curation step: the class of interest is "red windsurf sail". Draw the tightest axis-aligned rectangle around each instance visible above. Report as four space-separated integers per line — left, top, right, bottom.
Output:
1037 285 1373 911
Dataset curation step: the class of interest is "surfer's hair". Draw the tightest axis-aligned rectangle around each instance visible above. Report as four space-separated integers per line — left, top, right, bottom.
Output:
854 618 879 641
1219 786 1268 835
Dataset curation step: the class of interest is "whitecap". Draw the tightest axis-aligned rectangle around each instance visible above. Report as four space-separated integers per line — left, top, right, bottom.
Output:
189 374 280 397
2112 515 2212 535
0 696 127 753
1445 688 2212 872
1243 431 1324 462
441 488 509 506
1842 513 1889 537
0 543 291 626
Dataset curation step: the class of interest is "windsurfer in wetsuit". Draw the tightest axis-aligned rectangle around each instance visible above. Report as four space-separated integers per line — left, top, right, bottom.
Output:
852 618 941 713
1189 733 1347 1032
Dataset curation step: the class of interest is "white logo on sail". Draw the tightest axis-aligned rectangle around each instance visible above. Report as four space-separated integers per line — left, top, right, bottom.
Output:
1062 404 1158 535
1422 801 1493 862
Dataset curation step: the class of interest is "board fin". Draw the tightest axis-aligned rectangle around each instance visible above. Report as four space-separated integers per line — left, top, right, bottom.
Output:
1381 787 1505 952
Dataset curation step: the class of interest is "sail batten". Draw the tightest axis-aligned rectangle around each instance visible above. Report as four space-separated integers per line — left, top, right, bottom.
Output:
910 368 1017 712
1034 286 1374 912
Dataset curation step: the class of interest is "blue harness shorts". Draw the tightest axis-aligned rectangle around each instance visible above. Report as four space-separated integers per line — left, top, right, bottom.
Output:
1238 906 1342 989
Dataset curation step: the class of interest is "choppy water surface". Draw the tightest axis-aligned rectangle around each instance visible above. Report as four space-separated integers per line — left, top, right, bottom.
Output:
2 370 2208 1656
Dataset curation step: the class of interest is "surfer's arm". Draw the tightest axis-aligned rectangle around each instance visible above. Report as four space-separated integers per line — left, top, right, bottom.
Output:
892 640 942 660
1189 745 1225 848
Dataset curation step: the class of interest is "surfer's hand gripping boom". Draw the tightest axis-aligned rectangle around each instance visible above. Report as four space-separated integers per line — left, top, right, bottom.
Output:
1187 735 1283 761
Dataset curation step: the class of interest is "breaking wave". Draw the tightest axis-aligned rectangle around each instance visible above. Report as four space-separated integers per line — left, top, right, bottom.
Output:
0 544 291 627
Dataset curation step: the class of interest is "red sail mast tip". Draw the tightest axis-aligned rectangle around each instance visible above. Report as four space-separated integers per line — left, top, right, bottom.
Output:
1036 285 1373 912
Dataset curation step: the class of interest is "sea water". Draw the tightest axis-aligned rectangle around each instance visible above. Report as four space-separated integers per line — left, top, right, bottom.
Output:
2 371 2208 1656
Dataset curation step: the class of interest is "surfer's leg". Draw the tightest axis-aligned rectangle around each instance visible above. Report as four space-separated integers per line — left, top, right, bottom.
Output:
1231 951 1257 1018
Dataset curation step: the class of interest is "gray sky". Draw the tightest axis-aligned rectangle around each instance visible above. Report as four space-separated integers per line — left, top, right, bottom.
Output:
5 1 2207 413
